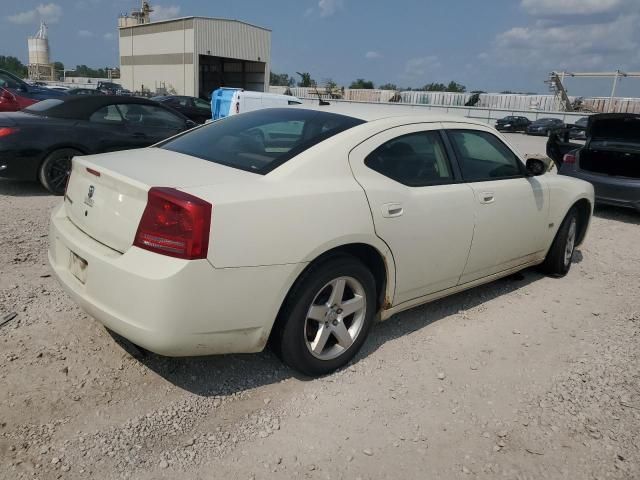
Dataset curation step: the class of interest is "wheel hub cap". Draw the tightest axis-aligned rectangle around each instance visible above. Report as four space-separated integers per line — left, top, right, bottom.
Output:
304 276 367 361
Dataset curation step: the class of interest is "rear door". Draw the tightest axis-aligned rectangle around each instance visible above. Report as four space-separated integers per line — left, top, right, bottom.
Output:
118 103 187 146
349 123 476 305
443 125 549 283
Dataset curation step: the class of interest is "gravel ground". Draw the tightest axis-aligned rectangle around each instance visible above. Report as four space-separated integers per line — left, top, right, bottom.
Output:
1 134 639 479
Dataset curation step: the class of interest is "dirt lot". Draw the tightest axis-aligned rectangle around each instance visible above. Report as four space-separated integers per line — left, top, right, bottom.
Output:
1 134 639 479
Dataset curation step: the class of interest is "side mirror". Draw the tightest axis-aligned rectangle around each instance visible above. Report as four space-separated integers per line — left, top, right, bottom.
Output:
526 157 546 176
185 120 197 129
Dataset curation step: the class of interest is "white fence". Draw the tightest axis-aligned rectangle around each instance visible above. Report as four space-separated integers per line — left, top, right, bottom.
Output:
271 86 640 114
298 98 589 125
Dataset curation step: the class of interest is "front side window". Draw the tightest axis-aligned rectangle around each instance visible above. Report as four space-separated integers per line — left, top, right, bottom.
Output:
365 131 454 186
194 98 210 109
160 108 364 174
447 130 523 181
118 104 185 129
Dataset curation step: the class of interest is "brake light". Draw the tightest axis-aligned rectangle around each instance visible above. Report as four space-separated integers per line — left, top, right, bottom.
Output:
0 127 18 138
134 187 212 260
563 153 577 164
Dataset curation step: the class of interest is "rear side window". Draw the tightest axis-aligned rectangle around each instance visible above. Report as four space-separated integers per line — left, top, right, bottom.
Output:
365 131 454 186
447 130 523 181
90 105 123 124
118 104 185 129
160 108 364 174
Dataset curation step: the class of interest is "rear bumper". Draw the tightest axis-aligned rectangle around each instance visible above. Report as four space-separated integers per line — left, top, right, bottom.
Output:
48 204 302 356
559 167 640 211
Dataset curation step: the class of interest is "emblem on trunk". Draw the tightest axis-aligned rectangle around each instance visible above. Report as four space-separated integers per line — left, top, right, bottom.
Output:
84 185 95 207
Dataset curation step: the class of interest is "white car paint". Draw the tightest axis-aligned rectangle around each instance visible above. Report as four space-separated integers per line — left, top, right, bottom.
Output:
48 109 594 357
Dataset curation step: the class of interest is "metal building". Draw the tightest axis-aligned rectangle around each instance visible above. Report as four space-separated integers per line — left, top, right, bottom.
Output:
118 17 271 98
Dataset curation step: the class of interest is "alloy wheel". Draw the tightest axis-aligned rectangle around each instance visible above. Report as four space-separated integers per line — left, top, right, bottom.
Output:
304 276 367 361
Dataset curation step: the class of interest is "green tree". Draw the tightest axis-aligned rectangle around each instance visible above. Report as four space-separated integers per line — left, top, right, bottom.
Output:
270 72 295 87
52 61 64 80
349 78 375 89
378 83 398 91
0 56 27 78
446 81 466 93
296 72 314 87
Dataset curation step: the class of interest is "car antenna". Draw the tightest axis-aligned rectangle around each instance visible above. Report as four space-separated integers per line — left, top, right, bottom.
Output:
296 72 330 106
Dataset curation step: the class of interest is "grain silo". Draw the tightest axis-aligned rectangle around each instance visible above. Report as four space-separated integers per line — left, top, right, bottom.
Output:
27 21 54 80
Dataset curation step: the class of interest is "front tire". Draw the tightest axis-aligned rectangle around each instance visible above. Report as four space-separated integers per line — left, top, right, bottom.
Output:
39 148 80 195
540 208 578 277
273 255 377 376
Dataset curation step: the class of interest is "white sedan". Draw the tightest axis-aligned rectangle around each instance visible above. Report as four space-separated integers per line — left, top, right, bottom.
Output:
49 107 594 375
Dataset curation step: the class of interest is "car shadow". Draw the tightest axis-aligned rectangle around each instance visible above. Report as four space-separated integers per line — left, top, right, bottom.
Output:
0 179 51 197
115 267 545 397
594 204 640 225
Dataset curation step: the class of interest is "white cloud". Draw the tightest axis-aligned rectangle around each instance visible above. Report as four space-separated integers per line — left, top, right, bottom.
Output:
7 3 62 24
492 14 639 70
150 5 181 22
318 0 344 17
78 30 94 38
403 56 441 79
521 0 625 16
365 51 381 60
103 32 114 41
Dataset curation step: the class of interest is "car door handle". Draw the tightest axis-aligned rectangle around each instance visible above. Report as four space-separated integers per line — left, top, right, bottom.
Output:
382 203 404 218
479 192 495 204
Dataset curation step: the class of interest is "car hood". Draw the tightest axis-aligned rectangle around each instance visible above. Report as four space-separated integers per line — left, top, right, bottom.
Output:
588 114 640 143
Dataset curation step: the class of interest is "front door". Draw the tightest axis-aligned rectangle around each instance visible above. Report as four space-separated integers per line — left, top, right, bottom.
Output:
442 125 549 284
349 124 476 305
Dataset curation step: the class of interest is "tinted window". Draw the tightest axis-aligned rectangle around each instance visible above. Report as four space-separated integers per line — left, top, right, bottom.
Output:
448 130 522 181
118 104 185 129
194 98 210 109
365 131 454 186
0 72 23 89
160 108 364 174
90 105 124 124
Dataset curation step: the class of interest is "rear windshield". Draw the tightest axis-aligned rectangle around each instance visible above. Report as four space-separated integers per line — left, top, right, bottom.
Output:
24 99 64 113
159 108 365 174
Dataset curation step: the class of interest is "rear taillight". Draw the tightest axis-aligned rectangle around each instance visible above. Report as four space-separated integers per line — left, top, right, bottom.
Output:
0 127 18 138
134 187 212 260
563 153 577 165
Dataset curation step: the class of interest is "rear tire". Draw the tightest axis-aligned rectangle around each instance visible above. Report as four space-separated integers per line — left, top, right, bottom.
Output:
39 148 80 195
540 207 578 277
272 255 377 376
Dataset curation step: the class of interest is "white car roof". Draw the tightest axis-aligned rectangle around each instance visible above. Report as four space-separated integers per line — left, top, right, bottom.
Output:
294 102 487 126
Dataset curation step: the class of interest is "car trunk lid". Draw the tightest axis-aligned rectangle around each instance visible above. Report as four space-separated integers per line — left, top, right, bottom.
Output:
64 147 257 253
588 114 640 142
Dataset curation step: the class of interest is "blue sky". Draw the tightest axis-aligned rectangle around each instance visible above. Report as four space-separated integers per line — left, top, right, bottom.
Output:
3 0 640 96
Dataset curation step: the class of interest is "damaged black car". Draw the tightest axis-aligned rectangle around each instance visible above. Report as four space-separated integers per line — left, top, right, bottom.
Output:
547 113 640 212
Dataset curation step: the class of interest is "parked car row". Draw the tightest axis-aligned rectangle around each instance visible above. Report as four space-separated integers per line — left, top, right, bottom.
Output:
495 115 587 137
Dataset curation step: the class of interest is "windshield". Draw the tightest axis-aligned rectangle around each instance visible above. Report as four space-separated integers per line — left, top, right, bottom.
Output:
24 99 65 113
534 118 556 124
160 108 365 174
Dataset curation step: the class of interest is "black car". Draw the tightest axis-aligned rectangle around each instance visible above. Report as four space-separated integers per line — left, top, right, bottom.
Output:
495 116 531 132
151 95 212 124
0 96 196 195
67 88 105 96
96 81 124 95
568 116 588 140
547 113 640 211
526 118 565 136
0 69 67 102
